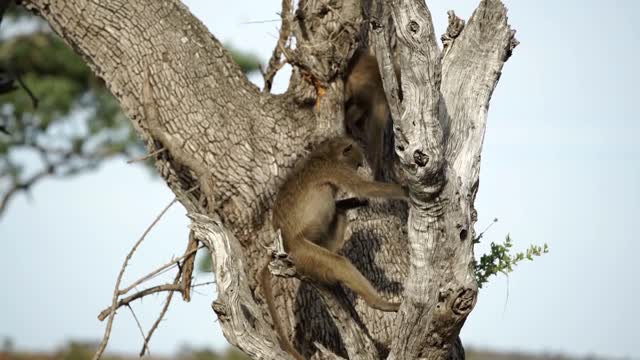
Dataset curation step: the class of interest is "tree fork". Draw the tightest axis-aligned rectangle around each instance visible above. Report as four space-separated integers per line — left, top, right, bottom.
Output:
18 0 517 358
370 0 517 358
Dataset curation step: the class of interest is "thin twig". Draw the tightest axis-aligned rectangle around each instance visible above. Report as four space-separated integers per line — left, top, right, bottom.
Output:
262 0 293 92
193 280 216 288
96 188 202 319
240 19 280 24
138 275 215 356
14 72 39 109
474 218 498 243
117 246 201 297
139 271 181 357
0 144 122 217
126 147 167 164
180 230 199 302
98 283 184 321
93 197 177 360
0 160 101 217
126 305 150 356
0 165 52 216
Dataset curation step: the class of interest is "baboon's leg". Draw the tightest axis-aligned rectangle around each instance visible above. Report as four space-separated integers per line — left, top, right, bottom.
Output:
293 241 400 312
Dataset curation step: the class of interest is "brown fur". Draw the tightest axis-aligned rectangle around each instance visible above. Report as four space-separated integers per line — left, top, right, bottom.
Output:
344 49 400 180
260 136 408 360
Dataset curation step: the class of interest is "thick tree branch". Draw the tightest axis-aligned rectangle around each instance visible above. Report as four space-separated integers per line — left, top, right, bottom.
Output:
370 0 516 359
370 2 401 126
390 0 444 196
20 0 316 219
441 0 518 190
189 213 294 360
263 0 293 93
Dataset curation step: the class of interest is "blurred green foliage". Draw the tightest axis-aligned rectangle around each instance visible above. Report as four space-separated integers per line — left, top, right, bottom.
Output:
59 342 99 360
0 340 251 360
224 44 261 75
0 4 261 216
178 345 250 360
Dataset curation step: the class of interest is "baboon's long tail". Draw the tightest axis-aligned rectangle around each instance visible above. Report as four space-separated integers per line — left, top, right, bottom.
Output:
259 262 305 360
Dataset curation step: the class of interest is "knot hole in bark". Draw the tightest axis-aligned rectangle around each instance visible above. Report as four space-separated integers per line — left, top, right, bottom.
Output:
413 149 429 167
456 223 468 241
370 17 384 32
452 288 476 316
408 20 420 34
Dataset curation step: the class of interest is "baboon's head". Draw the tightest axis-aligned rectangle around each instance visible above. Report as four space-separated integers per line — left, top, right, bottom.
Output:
314 136 364 169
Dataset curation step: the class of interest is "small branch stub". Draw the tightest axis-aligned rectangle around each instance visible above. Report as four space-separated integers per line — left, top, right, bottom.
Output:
505 29 520 60
268 229 298 278
441 10 465 57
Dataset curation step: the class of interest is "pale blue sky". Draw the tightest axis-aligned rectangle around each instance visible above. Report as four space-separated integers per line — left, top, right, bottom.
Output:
1 0 639 358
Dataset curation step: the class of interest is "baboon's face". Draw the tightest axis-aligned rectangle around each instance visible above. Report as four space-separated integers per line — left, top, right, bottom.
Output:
338 140 364 169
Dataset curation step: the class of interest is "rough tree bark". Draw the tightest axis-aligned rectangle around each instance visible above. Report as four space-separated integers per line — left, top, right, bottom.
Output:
18 0 516 359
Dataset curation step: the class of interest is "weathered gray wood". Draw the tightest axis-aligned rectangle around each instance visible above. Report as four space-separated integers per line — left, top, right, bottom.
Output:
371 0 516 359
190 213 293 359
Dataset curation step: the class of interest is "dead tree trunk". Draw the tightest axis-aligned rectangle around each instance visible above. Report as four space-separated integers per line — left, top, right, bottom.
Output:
18 0 517 358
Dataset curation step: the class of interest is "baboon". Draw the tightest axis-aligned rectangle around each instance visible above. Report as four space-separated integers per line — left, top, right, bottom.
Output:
344 49 400 180
260 136 408 360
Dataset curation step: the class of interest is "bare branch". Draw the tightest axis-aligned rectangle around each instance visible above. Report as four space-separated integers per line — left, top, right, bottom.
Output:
126 305 149 356
262 0 293 92
126 147 166 164
14 71 39 109
0 67 39 108
93 197 177 360
0 165 53 216
0 144 124 217
139 271 182 356
0 159 103 217
98 283 184 321
180 230 199 302
117 245 200 297
440 10 465 58
96 192 199 327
